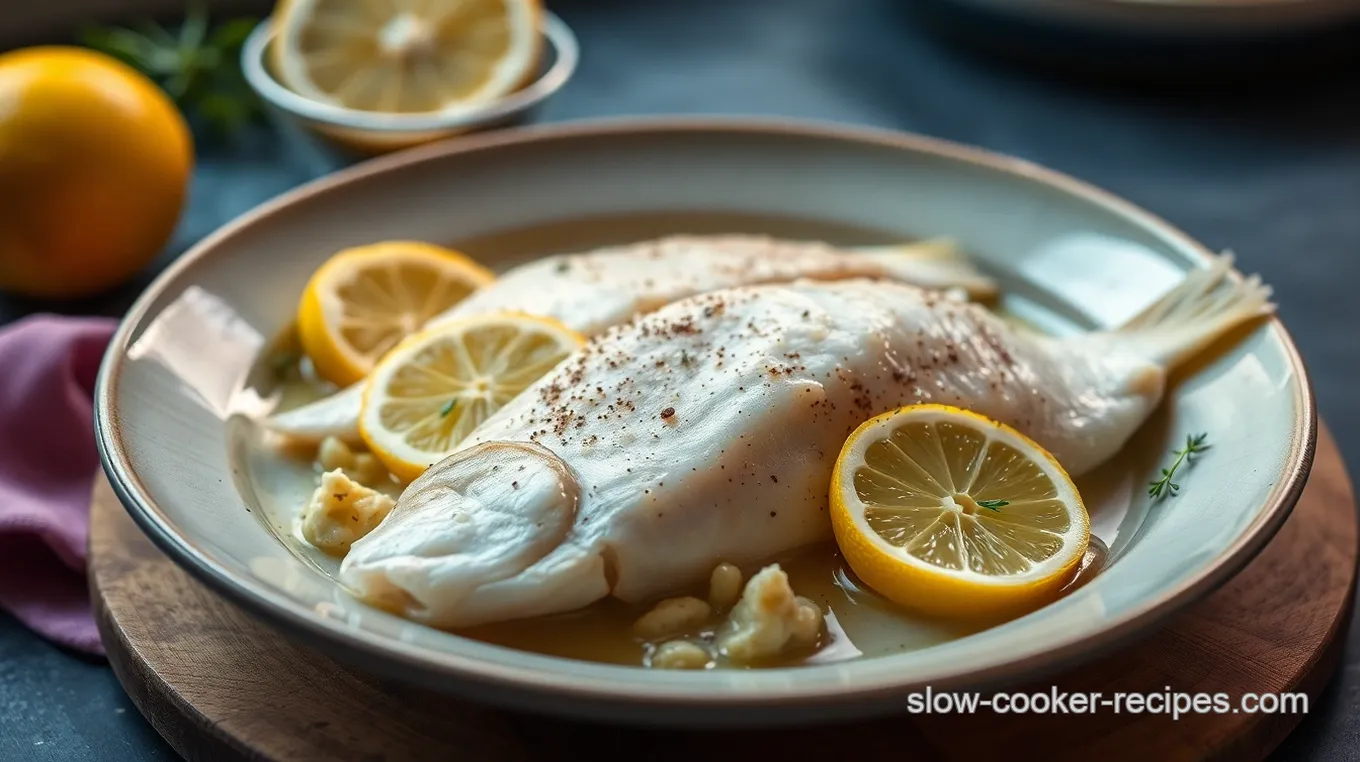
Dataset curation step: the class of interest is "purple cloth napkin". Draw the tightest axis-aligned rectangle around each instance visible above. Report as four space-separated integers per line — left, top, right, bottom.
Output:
0 314 116 655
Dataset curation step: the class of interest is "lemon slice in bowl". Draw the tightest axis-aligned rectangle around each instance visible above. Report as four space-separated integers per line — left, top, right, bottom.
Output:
359 312 583 481
297 241 495 387
830 404 1089 620
271 0 542 113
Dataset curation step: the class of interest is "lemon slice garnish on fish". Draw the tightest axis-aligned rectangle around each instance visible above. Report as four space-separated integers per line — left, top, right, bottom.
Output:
297 241 495 387
830 404 1089 620
271 0 542 113
359 312 583 481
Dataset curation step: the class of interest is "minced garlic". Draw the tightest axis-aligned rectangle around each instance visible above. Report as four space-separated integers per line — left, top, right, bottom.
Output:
708 562 743 611
718 564 823 664
632 596 711 640
637 563 825 669
300 469 394 556
649 640 711 670
316 436 388 486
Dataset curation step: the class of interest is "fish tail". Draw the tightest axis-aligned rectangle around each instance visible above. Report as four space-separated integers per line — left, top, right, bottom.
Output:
1117 252 1275 370
856 238 998 299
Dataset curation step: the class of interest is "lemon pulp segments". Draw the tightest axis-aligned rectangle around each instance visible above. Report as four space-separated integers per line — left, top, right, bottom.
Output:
324 251 460 358
857 419 1070 575
377 319 571 446
297 241 494 386
273 0 541 113
360 313 583 480
830 405 1088 620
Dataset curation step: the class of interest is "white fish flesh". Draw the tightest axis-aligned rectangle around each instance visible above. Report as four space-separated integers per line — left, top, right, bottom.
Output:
340 256 1272 627
266 235 994 442
427 234 995 336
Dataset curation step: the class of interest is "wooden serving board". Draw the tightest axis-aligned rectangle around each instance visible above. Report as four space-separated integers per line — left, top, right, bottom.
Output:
90 426 1356 762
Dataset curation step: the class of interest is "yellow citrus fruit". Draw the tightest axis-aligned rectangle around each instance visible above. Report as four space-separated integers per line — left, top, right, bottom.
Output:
359 311 583 481
297 241 495 387
830 404 1089 621
0 47 192 299
271 0 542 113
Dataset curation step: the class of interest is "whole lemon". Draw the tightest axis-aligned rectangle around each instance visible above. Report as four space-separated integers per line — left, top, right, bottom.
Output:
0 47 193 299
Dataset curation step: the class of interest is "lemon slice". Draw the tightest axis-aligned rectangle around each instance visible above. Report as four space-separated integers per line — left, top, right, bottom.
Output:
830 404 1089 620
297 241 495 387
271 0 542 113
359 312 583 480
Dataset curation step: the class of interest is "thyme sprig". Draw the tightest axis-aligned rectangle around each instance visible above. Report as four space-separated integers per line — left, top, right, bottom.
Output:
1148 433 1211 500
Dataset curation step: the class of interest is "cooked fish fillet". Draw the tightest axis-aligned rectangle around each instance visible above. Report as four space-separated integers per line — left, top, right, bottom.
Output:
340 256 1273 628
428 235 994 336
266 235 993 442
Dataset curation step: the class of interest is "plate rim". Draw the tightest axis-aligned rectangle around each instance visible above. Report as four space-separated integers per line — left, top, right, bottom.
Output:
93 116 1318 721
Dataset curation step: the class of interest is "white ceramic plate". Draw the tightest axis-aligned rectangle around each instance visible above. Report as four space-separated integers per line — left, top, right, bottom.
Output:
95 118 1315 726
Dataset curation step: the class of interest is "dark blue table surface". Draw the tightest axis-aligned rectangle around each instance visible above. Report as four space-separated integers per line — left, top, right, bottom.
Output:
3 0 1360 759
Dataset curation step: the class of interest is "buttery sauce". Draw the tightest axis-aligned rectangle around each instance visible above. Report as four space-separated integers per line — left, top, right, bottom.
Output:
235 211 1136 669
460 538 1107 668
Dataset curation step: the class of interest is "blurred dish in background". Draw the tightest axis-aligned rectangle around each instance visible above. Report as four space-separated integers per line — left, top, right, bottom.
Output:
913 0 1360 77
242 10 577 155
269 0 543 114
935 0 1360 37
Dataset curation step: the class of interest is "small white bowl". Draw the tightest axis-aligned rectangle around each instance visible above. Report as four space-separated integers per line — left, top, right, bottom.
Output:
241 12 579 155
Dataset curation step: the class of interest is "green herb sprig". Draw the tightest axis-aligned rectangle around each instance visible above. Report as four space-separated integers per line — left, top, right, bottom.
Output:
976 499 1009 511
80 1 263 137
1148 433 1210 500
